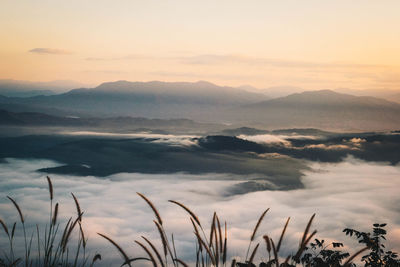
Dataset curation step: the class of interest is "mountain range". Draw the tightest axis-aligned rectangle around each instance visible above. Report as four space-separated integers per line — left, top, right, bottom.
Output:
0 80 399 131
333 88 400 103
0 80 269 118
235 90 400 130
0 109 224 134
0 79 92 97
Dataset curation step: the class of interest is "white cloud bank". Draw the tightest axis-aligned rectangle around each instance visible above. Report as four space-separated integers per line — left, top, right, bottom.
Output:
237 134 317 146
0 157 399 266
61 131 199 147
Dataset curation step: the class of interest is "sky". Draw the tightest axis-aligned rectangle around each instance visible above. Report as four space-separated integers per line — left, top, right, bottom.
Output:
1 0 400 90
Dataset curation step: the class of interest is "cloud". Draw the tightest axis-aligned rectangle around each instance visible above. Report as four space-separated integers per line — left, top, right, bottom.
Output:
83 53 390 71
178 54 387 70
373 71 400 85
303 143 354 150
79 53 400 90
80 70 128 74
238 134 317 146
28 48 72 55
173 54 400 90
85 54 155 61
150 70 262 81
61 130 199 146
0 157 399 265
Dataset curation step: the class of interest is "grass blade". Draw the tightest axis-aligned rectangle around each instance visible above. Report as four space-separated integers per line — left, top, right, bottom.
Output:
142 236 165 267
135 240 157 267
7 196 24 223
46 176 53 201
277 217 290 252
98 233 131 267
137 192 163 226
169 200 201 226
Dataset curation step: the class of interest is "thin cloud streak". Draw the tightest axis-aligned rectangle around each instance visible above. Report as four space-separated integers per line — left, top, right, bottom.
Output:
179 54 393 69
150 70 263 81
84 53 392 69
85 54 156 61
79 53 400 90
28 48 72 55
80 70 129 74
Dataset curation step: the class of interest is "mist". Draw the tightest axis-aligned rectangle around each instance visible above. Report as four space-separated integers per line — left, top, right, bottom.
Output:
0 157 399 265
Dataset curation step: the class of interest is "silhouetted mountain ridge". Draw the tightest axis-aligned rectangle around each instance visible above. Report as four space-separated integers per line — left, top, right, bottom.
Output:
0 80 269 119
1 82 400 130
235 90 400 131
0 109 224 133
0 79 91 97
250 90 400 107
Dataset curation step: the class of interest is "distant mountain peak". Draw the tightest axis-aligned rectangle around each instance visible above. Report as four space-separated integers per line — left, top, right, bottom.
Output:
195 80 217 86
91 80 268 97
294 89 340 95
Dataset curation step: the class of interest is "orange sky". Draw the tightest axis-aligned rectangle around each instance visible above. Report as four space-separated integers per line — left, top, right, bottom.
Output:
1 0 400 90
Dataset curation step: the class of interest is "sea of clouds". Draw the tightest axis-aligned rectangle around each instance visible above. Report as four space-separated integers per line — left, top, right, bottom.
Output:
0 157 399 266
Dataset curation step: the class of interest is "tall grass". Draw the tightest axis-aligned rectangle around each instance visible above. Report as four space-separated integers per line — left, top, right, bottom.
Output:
0 176 101 267
98 192 389 267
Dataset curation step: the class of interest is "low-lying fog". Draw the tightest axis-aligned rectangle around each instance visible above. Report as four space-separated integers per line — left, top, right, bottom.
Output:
0 157 399 266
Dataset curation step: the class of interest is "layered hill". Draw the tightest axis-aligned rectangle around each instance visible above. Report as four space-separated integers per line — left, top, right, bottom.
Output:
235 90 400 131
1 81 399 131
0 109 224 134
0 80 268 119
0 79 90 97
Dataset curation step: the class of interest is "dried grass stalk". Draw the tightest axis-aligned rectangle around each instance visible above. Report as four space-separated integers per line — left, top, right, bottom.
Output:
11 222 16 239
52 203 59 226
251 208 270 241
0 218 9 236
174 258 189 267
263 235 271 254
92 254 102 263
294 230 317 261
271 238 279 267
300 214 315 247
7 196 24 223
137 192 163 225
277 217 290 252
154 220 168 257
169 200 201 226
216 215 223 253
71 193 82 221
46 176 53 201
135 240 157 267
214 227 219 264
195 232 215 266
222 222 227 264
63 217 79 252
142 236 165 267
191 218 202 252
98 233 131 266
343 247 369 267
248 243 259 264
210 212 216 246
79 222 86 248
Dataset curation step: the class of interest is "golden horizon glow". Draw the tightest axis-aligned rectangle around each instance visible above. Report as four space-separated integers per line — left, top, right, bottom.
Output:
1 0 400 90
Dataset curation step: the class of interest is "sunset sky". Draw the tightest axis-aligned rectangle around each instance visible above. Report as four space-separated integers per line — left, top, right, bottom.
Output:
1 0 400 90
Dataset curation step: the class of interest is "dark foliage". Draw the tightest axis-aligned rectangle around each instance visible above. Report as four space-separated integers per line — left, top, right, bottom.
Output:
344 224 400 267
